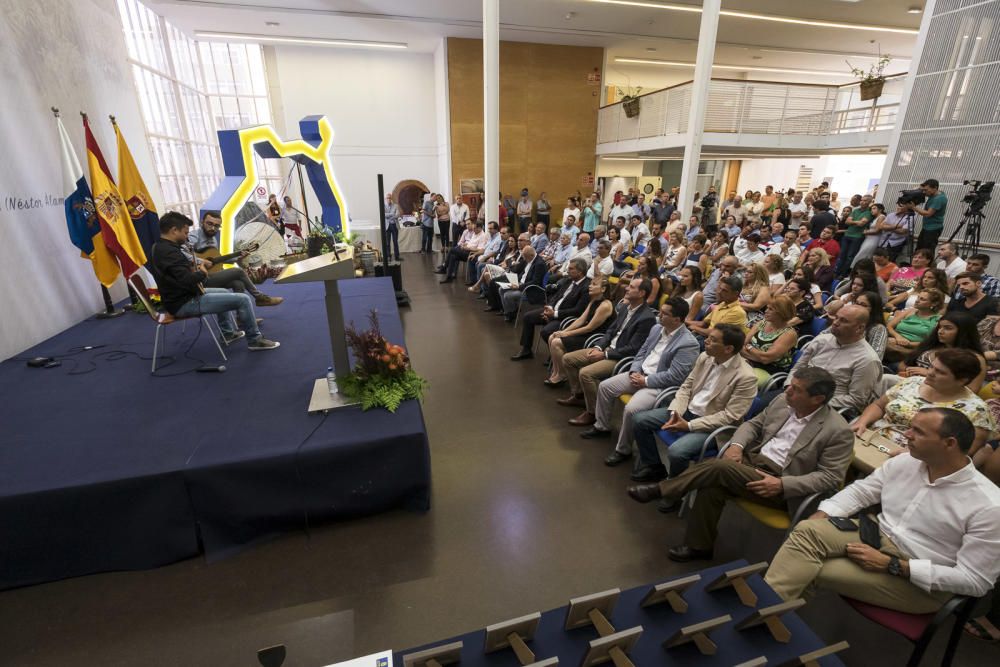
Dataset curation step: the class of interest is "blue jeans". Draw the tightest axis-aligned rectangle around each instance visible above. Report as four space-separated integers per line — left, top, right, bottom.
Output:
175 287 261 339
634 408 712 476
835 235 864 277
421 225 435 252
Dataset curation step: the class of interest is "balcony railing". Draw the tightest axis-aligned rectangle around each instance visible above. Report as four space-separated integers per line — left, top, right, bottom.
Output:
597 75 905 147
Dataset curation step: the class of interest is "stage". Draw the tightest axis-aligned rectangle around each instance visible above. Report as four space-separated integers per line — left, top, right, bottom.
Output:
0 276 431 590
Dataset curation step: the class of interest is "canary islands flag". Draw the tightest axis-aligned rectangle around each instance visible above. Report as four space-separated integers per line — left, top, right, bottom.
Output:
57 115 120 286
113 120 159 264
83 115 146 278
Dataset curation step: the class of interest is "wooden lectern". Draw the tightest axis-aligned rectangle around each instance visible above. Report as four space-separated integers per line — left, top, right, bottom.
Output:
275 245 358 412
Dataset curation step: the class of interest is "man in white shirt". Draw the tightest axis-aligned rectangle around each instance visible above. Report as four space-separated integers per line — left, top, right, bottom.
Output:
766 407 1000 613
736 233 766 266
936 241 967 290
449 195 470 245
609 199 633 227
559 232 593 277
438 220 487 283
768 230 802 271
587 240 615 279
627 366 853 562
787 193 809 230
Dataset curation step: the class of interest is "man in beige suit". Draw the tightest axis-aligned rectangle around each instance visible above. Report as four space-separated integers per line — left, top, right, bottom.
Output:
628 366 854 563
629 323 758 499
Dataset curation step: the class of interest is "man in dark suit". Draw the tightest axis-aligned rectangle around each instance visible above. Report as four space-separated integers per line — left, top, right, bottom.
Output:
559 278 657 426
511 257 591 360
484 245 546 322
627 366 854 562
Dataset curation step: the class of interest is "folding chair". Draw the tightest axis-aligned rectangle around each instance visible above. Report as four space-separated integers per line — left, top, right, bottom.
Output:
129 274 227 374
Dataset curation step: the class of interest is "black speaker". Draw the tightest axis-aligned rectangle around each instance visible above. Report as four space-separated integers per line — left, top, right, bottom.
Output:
375 263 403 291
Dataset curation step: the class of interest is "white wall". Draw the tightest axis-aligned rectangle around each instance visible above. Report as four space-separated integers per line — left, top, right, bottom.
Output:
270 45 445 229
736 155 886 199
0 0 159 361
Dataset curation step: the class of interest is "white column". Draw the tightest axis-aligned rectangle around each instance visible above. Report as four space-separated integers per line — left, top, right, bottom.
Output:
678 0 720 218
483 0 500 225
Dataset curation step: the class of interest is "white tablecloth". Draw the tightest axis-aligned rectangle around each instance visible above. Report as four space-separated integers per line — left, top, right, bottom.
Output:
354 224 440 253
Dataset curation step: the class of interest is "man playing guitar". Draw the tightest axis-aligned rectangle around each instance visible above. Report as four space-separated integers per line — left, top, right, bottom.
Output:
153 212 280 350
189 212 283 307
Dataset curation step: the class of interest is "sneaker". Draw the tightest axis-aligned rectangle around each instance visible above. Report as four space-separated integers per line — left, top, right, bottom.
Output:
248 337 281 351
255 294 284 307
222 331 246 345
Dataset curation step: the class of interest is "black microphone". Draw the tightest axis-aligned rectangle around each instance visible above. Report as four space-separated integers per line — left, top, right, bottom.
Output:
196 365 227 373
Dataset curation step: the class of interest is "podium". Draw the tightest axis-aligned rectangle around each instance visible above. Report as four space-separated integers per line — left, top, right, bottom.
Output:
275 246 359 412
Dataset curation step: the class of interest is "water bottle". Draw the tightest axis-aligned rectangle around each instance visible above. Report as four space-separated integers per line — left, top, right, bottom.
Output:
326 366 338 395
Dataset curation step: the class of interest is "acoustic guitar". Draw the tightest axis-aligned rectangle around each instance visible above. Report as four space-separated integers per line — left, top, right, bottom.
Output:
195 242 260 274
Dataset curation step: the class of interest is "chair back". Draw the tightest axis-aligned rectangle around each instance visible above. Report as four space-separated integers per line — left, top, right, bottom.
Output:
128 274 161 323
810 317 829 338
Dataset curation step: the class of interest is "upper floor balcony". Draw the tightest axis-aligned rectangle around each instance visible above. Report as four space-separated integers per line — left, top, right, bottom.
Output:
596 75 905 157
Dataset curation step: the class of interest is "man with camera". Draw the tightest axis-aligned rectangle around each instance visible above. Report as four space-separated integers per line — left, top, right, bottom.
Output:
700 186 719 235
909 179 948 251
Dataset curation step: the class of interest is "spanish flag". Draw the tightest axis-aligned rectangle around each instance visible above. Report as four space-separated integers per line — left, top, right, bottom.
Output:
112 118 160 264
83 114 146 279
56 115 120 286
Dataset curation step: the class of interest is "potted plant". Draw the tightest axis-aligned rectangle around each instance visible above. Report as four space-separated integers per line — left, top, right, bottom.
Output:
847 52 892 101
616 85 643 118
340 310 427 412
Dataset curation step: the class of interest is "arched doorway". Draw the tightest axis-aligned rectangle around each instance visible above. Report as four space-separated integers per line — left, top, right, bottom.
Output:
393 179 430 216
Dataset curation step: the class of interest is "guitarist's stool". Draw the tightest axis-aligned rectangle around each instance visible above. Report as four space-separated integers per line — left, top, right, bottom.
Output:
129 275 228 374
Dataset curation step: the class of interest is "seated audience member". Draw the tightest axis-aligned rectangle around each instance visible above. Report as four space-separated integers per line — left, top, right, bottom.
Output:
607 225 627 260
948 272 1000 319
548 231 573 271
782 278 818 336
853 290 889 360
538 227 562 263
512 258 590 361
740 264 772 329
484 245 546 321
764 254 787 296
961 253 1000 297
554 232 592 280
588 239 615 279
690 275 748 338
736 233 766 266
875 202 915 261
722 214 743 239
707 230 731 266
685 215 704 242
530 222 549 253
742 296 799 387
629 214 651 248
700 255 740 309
628 367 853 562
545 279 616 385
885 289 945 362
585 298 701 466
558 279 657 426
887 247 933 295
936 242 967 290
672 266 704 322
897 312 985 389
837 258 889 303
887 267 950 310
559 215 580 243
788 265 824 310
802 248 836 292
438 220 487 283
768 229 801 272
852 349 994 451
152 212 279 350
769 304 882 417
628 324 758 491
468 222 504 286
482 233 529 289
803 225 841 262
661 230 689 275
627 255 662 306
765 408 1000 613
188 213 283 306
824 271 878 317
679 234 709 276
871 248 898 283
473 232 517 293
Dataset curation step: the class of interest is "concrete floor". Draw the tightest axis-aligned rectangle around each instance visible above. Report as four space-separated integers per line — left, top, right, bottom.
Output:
0 255 994 666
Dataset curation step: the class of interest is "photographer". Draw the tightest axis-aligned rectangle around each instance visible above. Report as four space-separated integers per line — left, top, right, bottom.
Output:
700 186 719 235
911 179 948 250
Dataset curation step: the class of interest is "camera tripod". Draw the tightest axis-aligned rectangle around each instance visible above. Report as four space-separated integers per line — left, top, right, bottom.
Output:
947 206 987 258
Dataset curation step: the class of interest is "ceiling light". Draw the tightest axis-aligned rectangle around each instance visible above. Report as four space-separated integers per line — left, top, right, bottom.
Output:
646 47 657 52
907 6 923 13
265 21 280 26
615 57 854 77
194 31 407 49
584 0 919 35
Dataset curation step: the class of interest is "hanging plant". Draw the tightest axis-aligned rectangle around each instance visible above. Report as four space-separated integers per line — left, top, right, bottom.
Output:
616 85 643 118
847 51 892 101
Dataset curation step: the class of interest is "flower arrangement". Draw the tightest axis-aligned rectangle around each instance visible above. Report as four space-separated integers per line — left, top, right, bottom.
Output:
339 309 426 412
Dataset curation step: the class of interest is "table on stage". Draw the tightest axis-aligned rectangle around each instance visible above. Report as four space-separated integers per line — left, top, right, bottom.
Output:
393 560 844 667
353 223 440 254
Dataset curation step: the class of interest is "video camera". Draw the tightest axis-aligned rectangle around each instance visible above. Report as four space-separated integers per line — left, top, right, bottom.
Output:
700 191 718 210
962 179 994 213
897 188 926 207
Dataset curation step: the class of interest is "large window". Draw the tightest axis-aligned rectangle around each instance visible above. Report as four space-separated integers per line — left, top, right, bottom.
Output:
117 0 282 222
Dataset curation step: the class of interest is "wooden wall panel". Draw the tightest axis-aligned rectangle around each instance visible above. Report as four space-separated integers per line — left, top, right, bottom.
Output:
447 38 602 212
